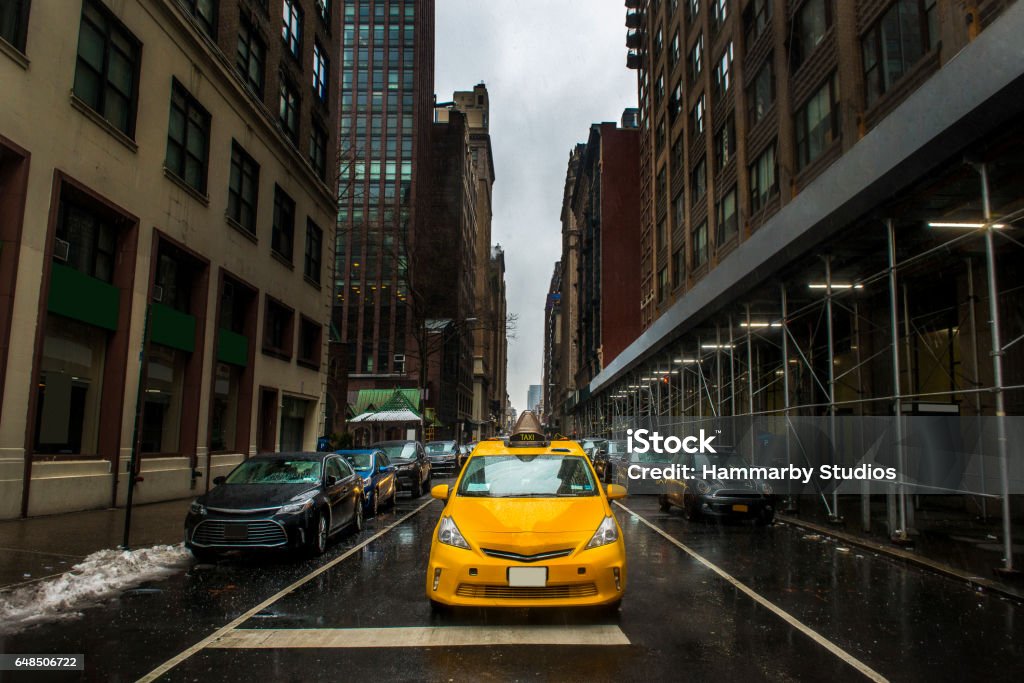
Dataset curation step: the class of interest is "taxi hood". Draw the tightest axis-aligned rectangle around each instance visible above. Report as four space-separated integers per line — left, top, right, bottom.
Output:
449 496 607 534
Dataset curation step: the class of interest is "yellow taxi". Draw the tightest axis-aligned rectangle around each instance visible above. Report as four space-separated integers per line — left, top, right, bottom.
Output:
425 412 627 610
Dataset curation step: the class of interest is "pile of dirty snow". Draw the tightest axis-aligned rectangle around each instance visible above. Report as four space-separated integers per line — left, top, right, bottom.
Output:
0 544 193 634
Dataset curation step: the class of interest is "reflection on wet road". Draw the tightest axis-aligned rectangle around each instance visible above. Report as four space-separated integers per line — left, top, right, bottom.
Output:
1 491 1020 682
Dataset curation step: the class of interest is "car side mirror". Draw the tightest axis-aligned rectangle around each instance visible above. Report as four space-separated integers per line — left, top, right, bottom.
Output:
326 475 338 487
430 484 450 501
382 465 393 472
213 476 226 486
605 483 628 500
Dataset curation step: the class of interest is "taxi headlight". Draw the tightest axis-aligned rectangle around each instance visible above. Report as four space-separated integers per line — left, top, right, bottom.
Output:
585 516 619 550
189 501 206 516
437 516 470 549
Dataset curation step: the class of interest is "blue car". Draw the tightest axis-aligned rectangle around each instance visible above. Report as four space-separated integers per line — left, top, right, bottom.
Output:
336 449 397 517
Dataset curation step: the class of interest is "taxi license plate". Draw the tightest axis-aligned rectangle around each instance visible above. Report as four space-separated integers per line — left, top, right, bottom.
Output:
223 524 249 541
732 504 749 512
507 567 547 587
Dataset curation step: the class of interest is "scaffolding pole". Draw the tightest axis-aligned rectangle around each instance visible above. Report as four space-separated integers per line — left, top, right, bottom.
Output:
888 219 911 544
825 256 841 522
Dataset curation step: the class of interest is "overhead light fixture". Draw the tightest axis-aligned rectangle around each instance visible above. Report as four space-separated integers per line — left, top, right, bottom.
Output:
927 221 1006 229
673 358 698 364
701 344 734 349
739 322 782 328
808 283 863 290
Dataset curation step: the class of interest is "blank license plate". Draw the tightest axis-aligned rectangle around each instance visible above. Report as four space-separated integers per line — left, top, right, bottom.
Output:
223 525 249 540
507 567 547 587
732 504 749 512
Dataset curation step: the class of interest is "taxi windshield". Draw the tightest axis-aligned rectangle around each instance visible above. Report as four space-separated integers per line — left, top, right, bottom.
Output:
225 459 322 484
456 455 597 498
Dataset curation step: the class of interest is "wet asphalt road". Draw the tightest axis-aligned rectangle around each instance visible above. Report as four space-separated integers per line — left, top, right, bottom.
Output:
0 486 1021 683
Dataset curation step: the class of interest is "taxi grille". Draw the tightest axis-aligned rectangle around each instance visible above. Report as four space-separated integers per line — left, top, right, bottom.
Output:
455 583 598 600
191 520 287 547
481 548 574 563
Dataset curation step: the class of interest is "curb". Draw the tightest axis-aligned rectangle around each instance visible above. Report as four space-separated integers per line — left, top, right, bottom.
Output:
776 514 1024 605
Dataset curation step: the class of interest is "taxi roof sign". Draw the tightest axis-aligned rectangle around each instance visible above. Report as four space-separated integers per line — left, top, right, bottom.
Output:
508 411 547 446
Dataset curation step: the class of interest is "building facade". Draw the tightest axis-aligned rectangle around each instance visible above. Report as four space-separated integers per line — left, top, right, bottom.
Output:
542 261 562 432
0 0 338 518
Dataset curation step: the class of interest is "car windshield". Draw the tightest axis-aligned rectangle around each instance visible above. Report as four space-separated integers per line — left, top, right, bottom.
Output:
425 441 456 454
692 451 747 469
606 441 628 454
380 443 417 460
225 459 322 484
341 453 372 470
629 450 670 463
457 455 598 498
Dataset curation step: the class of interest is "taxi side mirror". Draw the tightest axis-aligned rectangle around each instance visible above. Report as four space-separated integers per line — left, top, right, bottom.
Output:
430 484 450 501
605 483 627 500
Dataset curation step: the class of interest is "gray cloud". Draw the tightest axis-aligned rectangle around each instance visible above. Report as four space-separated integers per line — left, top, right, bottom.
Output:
435 0 637 412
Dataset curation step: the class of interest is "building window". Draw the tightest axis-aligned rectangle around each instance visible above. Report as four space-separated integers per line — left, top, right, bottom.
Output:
656 118 666 151
749 143 778 212
669 31 680 69
672 246 684 289
309 120 328 181
181 0 217 38
658 267 669 302
712 41 733 99
279 396 309 450
263 296 294 357
688 33 703 84
236 15 265 97
271 185 295 262
313 40 328 102
654 27 663 57
710 0 728 32
862 0 938 107
656 217 667 251
690 94 705 137
304 219 322 284
228 141 259 234
671 133 684 173
746 58 774 127
141 345 186 454
316 0 329 24
716 187 738 244
673 189 685 231
73 0 141 137
714 114 735 171
298 316 322 367
166 80 211 194
282 0 302 59
691 219 708 268
792 0 832 70
154 246 194 313
668 80 683 122
655 71 665 105
209 362 240 452
279 76 300 144
55 192 118 282
686 0 699 22
690 157 706 200
795 73 840 171
34 316 106 455
743 0 772 47
0 0 30 51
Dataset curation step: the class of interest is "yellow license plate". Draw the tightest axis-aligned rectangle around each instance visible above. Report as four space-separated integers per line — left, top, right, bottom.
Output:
732 504 749 512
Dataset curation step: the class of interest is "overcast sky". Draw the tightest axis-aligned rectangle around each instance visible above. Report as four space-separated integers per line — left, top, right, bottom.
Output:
434 0 637 414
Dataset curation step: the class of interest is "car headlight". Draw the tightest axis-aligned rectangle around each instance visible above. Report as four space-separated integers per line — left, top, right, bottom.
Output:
279 492 317 514
437 516 470 549
189 501 206 516
585 516 619 550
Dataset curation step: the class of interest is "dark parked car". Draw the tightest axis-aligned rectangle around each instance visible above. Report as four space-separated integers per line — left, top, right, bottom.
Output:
185 452 364 561
594 440 629 482
457 443 473 471
337 449 397 516
660 448 775 525
373 440 431 496
424 440 460 477
579 437 608 462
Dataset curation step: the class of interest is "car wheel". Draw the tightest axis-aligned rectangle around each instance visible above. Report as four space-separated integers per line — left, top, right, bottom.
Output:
658 495 671 512
388 484 397 508
307 511 329 557
351 497 364 533
190 547 219 563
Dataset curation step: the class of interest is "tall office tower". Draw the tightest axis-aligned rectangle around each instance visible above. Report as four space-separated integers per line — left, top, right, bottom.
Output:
334 0 435 404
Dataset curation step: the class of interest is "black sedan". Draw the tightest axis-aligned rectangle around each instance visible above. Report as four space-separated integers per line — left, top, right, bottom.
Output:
424 440 460 477
372 440 431 496
660 448 776 525
594 439 629 482
185 452 364 561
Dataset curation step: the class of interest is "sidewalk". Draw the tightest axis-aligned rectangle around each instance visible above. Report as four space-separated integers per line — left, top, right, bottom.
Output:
0 498 191 591
779 496 1024 603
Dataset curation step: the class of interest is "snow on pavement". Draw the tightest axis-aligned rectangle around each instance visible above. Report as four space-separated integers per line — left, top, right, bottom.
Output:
0 544 193 634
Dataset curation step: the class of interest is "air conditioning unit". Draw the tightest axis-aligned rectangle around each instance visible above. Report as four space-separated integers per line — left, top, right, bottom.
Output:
393 354 406 363
152 285 164 303
393 353 406 373
53 238 70 262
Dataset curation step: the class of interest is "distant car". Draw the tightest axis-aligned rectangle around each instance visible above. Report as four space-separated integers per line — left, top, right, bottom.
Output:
373 440 431 496
660 448 775 525
593 440 628 482
457 444 474 470
424 440 460 477
337 449 397 516
185 452 364 561
611 448 678 494
579 437 608 462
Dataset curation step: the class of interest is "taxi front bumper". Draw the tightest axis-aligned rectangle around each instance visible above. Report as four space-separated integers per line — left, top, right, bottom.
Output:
426 538 626 607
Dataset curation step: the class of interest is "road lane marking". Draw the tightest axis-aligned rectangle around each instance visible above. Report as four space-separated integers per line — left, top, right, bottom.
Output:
615 502 889 683
136 500 436 683
209 625 630 649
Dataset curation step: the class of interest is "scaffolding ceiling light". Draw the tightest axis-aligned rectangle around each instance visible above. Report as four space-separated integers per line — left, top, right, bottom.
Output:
927 221 1006 229
808 283 863 290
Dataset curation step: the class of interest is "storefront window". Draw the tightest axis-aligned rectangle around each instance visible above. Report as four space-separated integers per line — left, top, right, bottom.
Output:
34 316 106 455
209 362 240 452
141 344 186 453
